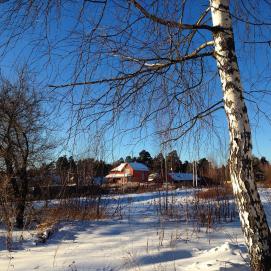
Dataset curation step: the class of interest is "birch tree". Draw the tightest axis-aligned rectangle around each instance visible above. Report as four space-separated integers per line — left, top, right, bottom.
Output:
0 0 271 269
210 1 271 270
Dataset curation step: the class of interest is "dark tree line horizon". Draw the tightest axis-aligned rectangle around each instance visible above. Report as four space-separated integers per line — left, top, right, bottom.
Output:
33 150 271 185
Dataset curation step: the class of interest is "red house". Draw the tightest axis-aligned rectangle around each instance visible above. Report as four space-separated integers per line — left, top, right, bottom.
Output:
105 162 149 185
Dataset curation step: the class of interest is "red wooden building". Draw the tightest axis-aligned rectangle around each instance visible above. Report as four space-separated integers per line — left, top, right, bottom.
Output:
105 162 149 185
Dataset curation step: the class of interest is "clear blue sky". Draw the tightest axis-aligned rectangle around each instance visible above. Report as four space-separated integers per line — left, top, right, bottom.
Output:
0 0 270 164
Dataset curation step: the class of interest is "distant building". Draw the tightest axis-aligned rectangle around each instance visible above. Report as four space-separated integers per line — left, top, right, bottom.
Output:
148 173 161 182
105 162 149 185
167 172 200 187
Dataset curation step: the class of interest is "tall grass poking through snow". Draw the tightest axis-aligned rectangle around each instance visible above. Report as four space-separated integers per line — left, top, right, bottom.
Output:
193 185 236 229
154 185 237 231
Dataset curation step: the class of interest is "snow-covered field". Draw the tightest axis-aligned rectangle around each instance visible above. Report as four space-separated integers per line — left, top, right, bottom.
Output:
1 188 271 271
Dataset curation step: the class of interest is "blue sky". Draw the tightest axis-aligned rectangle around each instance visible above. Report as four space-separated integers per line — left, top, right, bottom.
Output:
0 1 270 164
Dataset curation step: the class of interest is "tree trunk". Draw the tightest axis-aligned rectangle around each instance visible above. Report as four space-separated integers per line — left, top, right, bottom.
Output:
15 168 28 229
210 0 271 270
4 157 26 229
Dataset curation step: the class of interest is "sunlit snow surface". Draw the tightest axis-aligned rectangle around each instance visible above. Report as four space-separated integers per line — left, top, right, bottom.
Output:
1 188 271 270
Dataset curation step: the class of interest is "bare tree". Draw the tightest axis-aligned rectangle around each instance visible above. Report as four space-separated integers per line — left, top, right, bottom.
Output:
0 0 271 269
0 70 52 229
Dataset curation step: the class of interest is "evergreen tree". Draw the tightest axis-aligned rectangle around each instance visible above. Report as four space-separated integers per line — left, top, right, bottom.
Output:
152 153 165 175
56 156 69 174
125 156 133 163
166 150 182 172
137 150 153 168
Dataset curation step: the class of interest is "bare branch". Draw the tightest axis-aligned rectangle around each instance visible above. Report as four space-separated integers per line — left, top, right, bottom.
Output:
160 100 224 144
130 0 221 32
115 41 214 68
49 50 213 89
244 40 271 46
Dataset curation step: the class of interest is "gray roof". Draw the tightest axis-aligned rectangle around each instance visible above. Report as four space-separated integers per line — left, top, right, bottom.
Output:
169 173 199 182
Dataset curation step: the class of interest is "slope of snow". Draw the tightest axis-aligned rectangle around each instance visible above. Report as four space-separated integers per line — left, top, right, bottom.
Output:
110 162 149 173
111 163 127 172
3 188 269 270
105 173 132 178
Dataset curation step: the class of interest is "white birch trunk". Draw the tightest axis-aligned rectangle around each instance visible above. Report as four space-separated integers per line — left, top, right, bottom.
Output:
210 1 271 270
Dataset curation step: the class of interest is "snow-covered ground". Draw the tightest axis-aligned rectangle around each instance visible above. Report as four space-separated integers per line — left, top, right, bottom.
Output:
1 188 271 271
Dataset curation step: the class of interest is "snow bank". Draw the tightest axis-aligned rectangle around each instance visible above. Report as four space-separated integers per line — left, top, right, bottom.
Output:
0 188 261 270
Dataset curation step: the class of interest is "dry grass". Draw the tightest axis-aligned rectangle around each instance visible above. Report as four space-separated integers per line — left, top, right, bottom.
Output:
34 199 107 243
263 182 271 188
195 184 233 200
40 202 107 225
192 185 236 229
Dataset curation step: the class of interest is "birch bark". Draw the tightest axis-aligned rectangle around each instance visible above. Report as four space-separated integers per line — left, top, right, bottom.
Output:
210 0 271 270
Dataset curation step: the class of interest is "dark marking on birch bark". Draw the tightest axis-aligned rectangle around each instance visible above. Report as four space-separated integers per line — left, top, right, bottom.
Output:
243 106 247 113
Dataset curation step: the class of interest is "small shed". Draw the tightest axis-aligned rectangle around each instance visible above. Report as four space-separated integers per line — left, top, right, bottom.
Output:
168 172 200 187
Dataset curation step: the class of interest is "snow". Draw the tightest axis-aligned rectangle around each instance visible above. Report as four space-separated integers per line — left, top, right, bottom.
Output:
105 173 132 178
2 188 271 270
110 162 149 173
111 163 127 172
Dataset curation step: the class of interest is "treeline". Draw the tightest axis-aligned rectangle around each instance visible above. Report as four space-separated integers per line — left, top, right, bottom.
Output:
252 156 271 182
29 156 111 186
31 150 271 186
118 150 218 175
